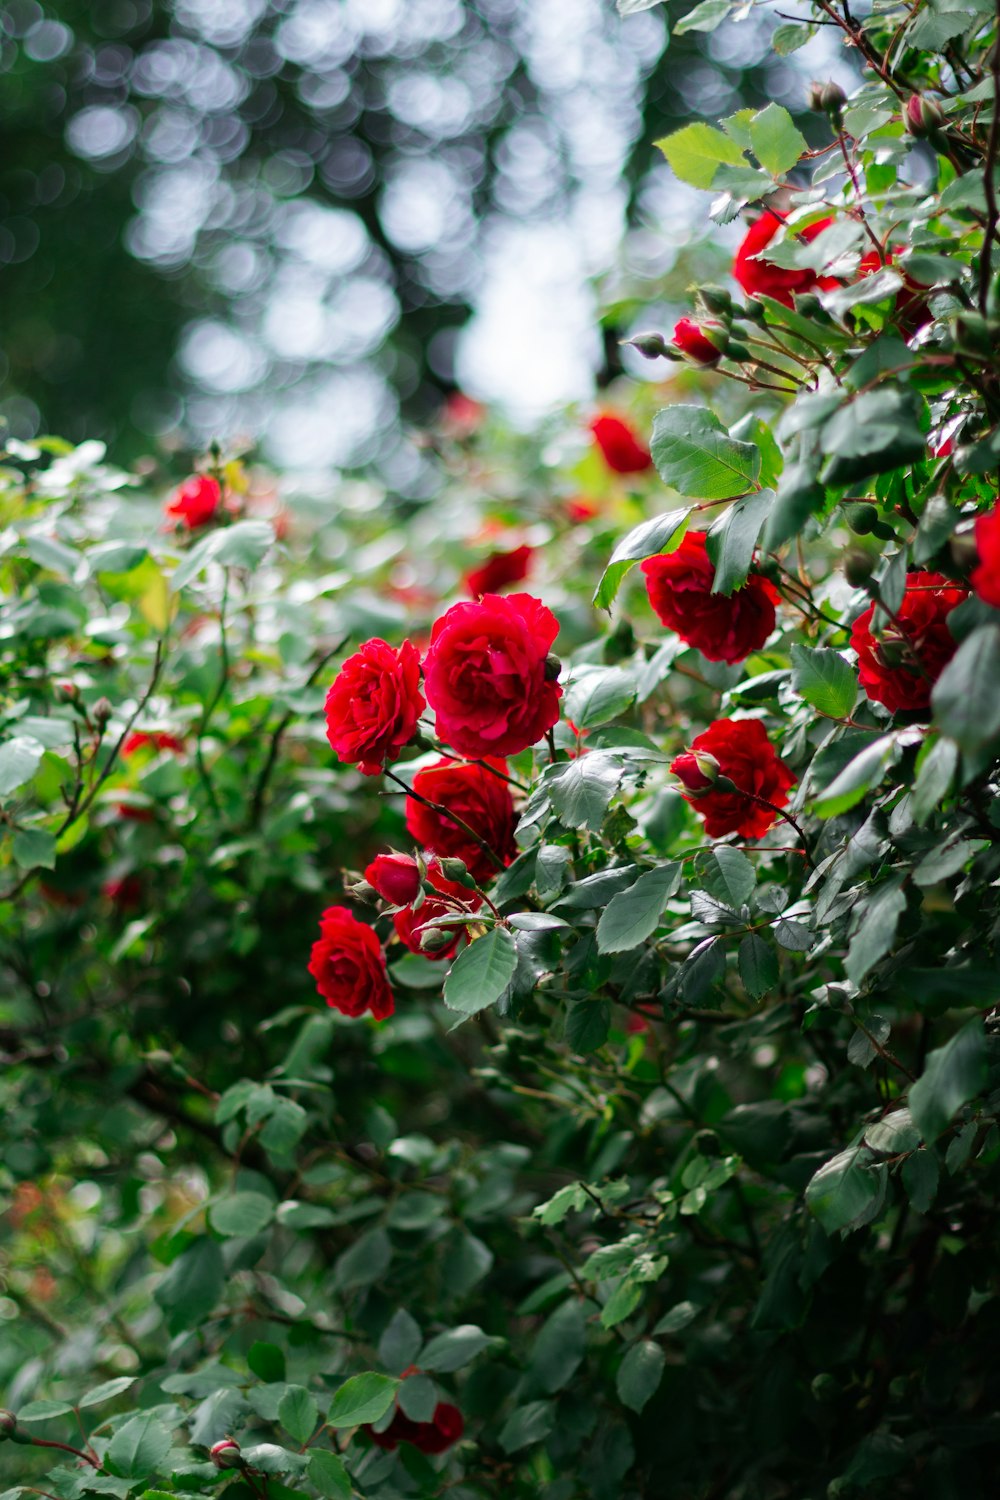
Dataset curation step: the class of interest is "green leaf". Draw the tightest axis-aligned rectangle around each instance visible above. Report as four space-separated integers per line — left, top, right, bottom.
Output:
173 519 274 589
106 1414 173 1479
931 623 1000 753
533 1183 588 1225
596 863 681 953
420 1323 496 1372
909 1020 987 1143
705 489 773 595
738 933 779 1000
79 1377 136 1408
805 1145 887 1234
901 1150 939 1213
209 1190 275 1238
912 736 959 824
820 387 928 487
701 846 755 908
790 645 857 720
16 1400 74 1421
378 1308 423 1375
11 828 57 870
306 1449 352 1499
848 1014 891 1069
443 926 517 1016
654 123 746 188
565 1000 611 1054
0 736 44 800
812 733 902 818
762 455 826 549
601 1277 643 1328
335 1226 391 1291
616 1339 666 1413
650 406 760 500
748 103 807 177
397 1373 437 1421
499 1400 555 1454
278 1385 319 1446
528 1299 587 1394
564 666 637 729
327 1372 399 1429
153 1236 224 1334
865 1107 920 1154
547 752 624 830
240 1444 307 1475
593 508 690 611
674 0 732 30
845 879 907 986
248 1341 286 1383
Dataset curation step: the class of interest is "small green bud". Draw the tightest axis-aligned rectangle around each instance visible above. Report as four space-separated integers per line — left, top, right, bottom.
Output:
436 857 478 889
622 331 674 360
420 926 458 954
843 548 876 587
844 502 879 536
808 80 847 126
543 653 562 683
694 285 733 319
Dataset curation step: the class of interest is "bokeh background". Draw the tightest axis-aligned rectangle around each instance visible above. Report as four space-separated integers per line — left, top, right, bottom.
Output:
2 0 853 479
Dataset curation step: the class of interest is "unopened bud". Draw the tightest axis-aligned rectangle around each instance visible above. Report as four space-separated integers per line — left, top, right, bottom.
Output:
345 879 378 902
672 750 720 794
92 697 113 728
740 299 768 324
672 317 727 366
420 926 458 954
210 1438 242 1470
694 285 733 319
623 331 675 360
0 1411 17 1441
904 93 946 138
844 502 879 536
436 857 478 889
725 341 752 362
843 548 876 587
543 654 562 683
949 530 978 570
808 80 847 124
54 681 79 704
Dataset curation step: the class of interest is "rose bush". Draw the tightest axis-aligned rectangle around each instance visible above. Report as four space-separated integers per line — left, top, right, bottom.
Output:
3 2 1000 1497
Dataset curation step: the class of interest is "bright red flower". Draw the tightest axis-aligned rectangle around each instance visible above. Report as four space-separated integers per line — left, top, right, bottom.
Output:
115 801 156 824
406 758 517 884
165 475 222 529
566 496 600 523
442 392 485 436
733 210 836 307
672 317 723 365
641 531 779 664
590 413 653 475
365 852 422 907
850 571 967 715
671 718 795 839
464 544 534 599
856 246 930 327
324 639 425 776
102 876 142 910
122 731 186 757
368 1400 464 1455
423 593 561 758
972 504 1000 609
307 906 394 1020
393 883 481 961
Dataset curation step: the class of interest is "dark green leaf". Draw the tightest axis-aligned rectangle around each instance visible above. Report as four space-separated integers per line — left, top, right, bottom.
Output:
443 927 517 1016
931 624 1000 753
593 509 689 611
790 645 857 720
738 933 779 999
306 1450 352 1499
278 1386 319 1446
650 406 761 499
106 1415 172 1479
596 863 681 953
908 1020 987 1143
616 1339 666 1413
706 488 773 595
327 1373 399 1429
420 1324 496 1372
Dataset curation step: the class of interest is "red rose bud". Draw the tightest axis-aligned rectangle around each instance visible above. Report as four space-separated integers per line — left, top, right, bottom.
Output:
308 906 395 1020
672 317 725 366
365 852 421 907
672 750 719 793
590 413 653 475
904 93 946 137
166 475 222 530
54 681 80 704
623 331 676 360
210 1439 242 1469
464 544 534 599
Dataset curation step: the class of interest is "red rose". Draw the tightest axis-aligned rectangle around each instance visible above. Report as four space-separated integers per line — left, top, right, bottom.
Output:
365 852 422 906
406 758 518 884
464 544 534 599
442 392 484 436
672 317 724 366
850 571 967 715
393 883 480 961
307 905 394 1020
115 800 156 824
123 731 186 756
165 475 221 529
733 210 836 307
423 594 561 758
590 413 653 475
324 639 425 776
641 531 779 664
671 718 795 839
566 496 600 523
368 1401 464 1455
972 505 1000 609
856 246 930 328
103 875 142 910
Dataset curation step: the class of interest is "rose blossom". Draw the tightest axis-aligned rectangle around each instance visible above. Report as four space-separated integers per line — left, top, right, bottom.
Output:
641 532 778 664
422 593 561 758
733 210 836 307
850 571 967 715
367 1400 464 1455
324 639 425 776
671 718 796 839
123 731 186 756
464 544 534 598
406 758 517 884
365 852 422 907
672 317 724 365
590 413 653 475
165 475 222 529
307 906 394 1020
972 504 1000 609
